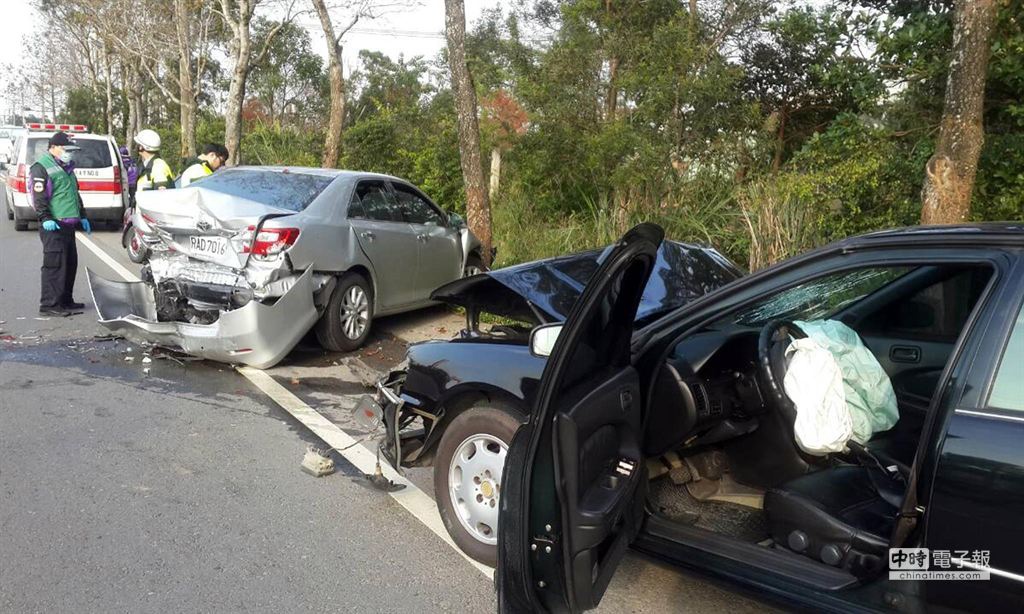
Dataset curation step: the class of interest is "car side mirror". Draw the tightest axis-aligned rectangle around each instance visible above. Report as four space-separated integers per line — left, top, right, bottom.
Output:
530 323 563 358
448 212 466 228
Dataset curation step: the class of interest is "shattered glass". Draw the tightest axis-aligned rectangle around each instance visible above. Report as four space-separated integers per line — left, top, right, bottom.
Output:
733 267 914 326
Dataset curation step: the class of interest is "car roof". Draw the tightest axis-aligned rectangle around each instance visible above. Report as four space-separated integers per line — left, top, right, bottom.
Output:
840 223 1024 249
231 166 406 182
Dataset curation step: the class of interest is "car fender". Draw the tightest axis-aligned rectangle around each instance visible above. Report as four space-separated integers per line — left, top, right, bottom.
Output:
459 226 483 266
399 340 545 464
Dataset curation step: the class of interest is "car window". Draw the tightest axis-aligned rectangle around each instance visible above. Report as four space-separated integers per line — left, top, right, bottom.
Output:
27 137 112 169
351 180 401 222
989 302 1024 412
730 266 914 327
871 268 991 342
192 168 332 212
392 183 444 225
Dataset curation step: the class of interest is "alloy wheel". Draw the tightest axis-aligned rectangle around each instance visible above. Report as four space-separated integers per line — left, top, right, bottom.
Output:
340 285 370 340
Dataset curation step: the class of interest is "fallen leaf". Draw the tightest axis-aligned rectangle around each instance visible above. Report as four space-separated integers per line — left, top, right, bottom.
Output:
290 378 300 385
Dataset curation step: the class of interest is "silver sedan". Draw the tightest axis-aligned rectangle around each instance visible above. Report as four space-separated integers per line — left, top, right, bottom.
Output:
89 167 484 368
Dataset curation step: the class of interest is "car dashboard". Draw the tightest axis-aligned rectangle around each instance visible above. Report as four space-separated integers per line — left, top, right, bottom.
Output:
644 327 769 457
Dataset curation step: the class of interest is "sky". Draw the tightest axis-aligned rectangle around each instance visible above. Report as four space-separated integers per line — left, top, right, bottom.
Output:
2 0 502 119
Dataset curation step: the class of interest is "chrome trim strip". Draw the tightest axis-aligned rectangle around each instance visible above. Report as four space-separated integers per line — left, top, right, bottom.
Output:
954 559 1024 583
954 409 1024 424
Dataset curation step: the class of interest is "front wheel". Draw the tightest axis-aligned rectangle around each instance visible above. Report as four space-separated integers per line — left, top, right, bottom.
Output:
315 272 374 352
434 404 522 566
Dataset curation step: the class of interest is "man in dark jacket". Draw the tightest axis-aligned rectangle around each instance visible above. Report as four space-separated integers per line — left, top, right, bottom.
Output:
31 131 92 317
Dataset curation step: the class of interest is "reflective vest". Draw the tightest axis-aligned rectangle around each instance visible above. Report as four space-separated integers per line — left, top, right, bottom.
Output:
179 161 213 187
137 156 175 190
36 153 81 219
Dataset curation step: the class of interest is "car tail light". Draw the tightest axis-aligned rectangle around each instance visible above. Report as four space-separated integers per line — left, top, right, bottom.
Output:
9 164 27 193
112 166 122 194
244 225 300 257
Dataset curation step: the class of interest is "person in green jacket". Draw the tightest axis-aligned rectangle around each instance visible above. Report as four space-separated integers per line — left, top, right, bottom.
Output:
31 131 92 317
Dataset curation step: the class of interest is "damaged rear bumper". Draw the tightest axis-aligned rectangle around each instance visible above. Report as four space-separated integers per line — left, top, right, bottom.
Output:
87 267 318 369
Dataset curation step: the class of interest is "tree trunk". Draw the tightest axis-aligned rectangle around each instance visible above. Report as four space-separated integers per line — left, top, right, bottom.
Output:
311 0 346 168
606 57 619 120
176 0 197 161
489 146 501 201
445 0 493 265
223 10 253 167
225 58 249 166
921 0 997 224
771 107 786 173
125 63 138 145
102 42 115 135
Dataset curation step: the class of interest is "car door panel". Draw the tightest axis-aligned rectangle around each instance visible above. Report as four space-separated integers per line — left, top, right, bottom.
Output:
347 180 419 310
555 367 643 600
389 182 462 294
497 223 663 613
862 335 953 413
414 223 462 293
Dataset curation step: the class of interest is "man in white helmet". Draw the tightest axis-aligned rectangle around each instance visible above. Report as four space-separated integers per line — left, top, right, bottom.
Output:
134 129 175 191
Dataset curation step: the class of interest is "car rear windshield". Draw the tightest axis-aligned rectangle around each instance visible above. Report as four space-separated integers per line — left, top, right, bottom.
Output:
27 137 112 168
190 169 332 212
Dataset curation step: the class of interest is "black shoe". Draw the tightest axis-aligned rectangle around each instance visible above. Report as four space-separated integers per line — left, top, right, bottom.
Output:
62 301 86 310
39 307 72 317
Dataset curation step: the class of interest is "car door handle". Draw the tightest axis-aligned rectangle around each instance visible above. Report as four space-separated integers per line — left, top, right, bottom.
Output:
360 231 375 241
890 345 921 364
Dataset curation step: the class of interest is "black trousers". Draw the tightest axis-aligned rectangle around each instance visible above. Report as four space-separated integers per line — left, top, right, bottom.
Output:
39 223 79 308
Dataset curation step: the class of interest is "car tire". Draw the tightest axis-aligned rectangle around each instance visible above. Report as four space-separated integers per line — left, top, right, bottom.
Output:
434 403 523 566
124 227 149 263
463 254 487 277
315 271 374 352
6 207 12 220
14 219 28 231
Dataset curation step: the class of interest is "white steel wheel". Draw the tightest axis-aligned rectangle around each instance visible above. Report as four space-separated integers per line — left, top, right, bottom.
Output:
448 433 508 545
434 404 522 566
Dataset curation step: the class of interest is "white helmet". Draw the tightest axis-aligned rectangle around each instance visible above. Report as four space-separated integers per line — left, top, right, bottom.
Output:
134 129 161 152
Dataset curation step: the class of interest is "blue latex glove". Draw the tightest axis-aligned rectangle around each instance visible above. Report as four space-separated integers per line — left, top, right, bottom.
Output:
80 219 92 234
42 220 59 232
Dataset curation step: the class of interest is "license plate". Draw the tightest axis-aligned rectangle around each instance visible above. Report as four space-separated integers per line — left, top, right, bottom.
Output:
354 395 383 430
189 235 230 257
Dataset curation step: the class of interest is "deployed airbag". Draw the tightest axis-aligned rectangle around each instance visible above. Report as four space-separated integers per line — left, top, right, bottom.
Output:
783 319 899 455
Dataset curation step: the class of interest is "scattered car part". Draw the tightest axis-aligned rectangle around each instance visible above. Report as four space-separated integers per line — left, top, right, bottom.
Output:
301 446 336 477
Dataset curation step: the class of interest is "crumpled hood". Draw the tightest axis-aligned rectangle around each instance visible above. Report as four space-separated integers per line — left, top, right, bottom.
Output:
136 185 291 232
430 240 743 324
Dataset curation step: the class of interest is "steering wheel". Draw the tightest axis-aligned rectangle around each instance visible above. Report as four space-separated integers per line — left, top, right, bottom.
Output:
756 319 808 423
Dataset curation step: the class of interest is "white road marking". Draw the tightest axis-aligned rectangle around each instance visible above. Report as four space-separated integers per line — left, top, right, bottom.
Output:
237 366 495 579
78 232 496 580
76 231 139 281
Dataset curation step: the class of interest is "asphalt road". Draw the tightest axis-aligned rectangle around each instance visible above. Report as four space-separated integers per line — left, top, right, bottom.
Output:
0 189 769 613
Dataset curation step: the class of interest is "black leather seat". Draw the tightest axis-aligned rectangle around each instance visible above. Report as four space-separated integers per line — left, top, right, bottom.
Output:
764 465 904 577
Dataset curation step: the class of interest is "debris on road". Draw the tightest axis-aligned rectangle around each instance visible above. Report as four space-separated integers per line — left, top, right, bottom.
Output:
354 461 405 492
142 356 152 364
301 446 335 477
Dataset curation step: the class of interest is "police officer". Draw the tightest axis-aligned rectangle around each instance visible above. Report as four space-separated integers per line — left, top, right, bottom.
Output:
32 131 92 317
134 129 174 190
179 143 229 187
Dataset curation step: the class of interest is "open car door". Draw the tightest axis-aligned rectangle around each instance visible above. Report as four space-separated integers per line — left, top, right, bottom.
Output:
497 224 663 613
